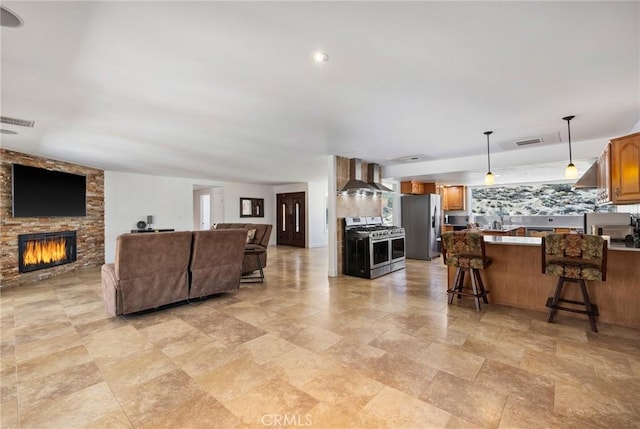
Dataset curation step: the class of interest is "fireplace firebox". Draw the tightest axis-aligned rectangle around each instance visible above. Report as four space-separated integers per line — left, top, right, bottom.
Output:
18 231 77 273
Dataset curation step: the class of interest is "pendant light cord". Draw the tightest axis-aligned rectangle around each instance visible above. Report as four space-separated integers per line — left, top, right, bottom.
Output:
484 131 493 172
563 115 575 164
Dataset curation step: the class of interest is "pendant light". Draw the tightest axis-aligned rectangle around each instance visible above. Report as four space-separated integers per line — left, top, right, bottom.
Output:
563 115 578 179
484 131 495 185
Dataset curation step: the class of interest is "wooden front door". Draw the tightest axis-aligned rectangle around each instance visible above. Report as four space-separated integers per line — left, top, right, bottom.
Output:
276 192 306 247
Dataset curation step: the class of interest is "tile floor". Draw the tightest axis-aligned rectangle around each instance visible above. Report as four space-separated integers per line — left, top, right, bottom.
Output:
1 246 639 428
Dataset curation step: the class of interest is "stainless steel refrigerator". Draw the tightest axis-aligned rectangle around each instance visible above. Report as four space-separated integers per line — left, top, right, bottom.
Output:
401 194 442 260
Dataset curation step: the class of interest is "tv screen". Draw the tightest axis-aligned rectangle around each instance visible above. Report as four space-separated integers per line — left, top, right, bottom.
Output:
12 164 87 217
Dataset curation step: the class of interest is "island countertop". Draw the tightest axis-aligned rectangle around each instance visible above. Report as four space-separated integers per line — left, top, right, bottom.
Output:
481 234 640 251
446 236 640 328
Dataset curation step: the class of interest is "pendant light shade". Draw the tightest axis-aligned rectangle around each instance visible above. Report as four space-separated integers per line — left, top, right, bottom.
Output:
484 131 494 185
563 115 578 179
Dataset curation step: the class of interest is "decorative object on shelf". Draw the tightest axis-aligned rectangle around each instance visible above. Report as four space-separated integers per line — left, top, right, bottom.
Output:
484 131 495 185
240 198 264 218
136 220 147 229
563 115 578 179
146 215 154 230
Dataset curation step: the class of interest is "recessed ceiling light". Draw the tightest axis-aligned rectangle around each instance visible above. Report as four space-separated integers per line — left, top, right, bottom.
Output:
1 6 23 28
311 51 329 63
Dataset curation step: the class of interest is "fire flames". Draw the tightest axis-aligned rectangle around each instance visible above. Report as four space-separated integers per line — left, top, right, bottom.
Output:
22 238 67 266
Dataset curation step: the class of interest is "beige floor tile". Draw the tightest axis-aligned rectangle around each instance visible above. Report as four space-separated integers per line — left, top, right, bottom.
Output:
82 325 156 368
369 328 431 362
499 396 596 429
196 354 277 402
138 392 239 429
331 317 390 344
462 335 525 367
421 371 507 429
17 360 103 412
415 342 485 381
100 349 177 393
556 339 636 380
223 377 319 425
358 386 451 429
238 333 296 365
301 363 385 416
520 350 598 384
286 325 344 353
554 379 640 428
172 340 245 378
14 331 83 363
4 248 640 429
262 346 337 389
115 369 204 426
19 382 131 428
475 359 555 411
358 351 439 398
495 326 558 355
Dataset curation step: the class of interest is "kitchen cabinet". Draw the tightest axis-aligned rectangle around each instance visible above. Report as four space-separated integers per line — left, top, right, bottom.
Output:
610 132 640 204
443 186 466 211
596 143 611 205
442 224 454 234
400 181 436 195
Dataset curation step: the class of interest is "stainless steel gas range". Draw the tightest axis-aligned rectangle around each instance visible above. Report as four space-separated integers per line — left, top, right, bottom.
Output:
344 216 406 279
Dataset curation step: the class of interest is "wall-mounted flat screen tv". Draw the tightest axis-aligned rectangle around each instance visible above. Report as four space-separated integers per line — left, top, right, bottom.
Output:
12 164 87 217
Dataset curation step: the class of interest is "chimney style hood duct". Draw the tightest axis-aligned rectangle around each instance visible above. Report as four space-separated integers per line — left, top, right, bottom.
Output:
367 163 393 192
574 161 597 189
340 158 376 193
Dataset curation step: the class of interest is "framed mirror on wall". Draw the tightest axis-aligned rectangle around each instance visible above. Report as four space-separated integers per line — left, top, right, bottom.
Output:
240 197 264 218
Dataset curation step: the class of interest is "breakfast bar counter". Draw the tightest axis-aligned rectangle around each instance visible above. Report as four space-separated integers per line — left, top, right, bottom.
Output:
446 236 640 328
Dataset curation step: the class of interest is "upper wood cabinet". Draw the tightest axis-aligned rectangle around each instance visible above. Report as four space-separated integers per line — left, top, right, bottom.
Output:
597 132 640 205
443 186 466 211
596 143 611 205
400 181 436 195
610 132 640 204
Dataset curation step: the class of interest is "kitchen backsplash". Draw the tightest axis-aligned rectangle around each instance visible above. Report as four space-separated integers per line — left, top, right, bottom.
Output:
471 184 602 216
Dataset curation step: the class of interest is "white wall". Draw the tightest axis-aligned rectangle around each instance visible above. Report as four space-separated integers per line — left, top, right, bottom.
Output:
105 172 326 264
104 171 224 263
222 182 277 245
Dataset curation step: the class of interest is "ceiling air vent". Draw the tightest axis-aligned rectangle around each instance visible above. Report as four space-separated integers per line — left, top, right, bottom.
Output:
1 116 35 127
515 137 543 146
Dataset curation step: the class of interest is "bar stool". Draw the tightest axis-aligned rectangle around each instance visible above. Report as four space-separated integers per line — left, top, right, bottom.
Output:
441 231 491 311
541 233 607 333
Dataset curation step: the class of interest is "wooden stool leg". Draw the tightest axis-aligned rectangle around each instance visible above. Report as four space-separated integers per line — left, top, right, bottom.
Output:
470 269 481 311
448 268 461 304
548 277 564 323
579 280 598 333
473 269 489 304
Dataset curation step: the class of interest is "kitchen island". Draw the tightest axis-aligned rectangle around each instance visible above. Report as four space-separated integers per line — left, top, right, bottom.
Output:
446 236 640 329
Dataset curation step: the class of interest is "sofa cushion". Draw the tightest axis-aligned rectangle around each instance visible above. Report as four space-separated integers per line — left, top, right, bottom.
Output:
246 228 256 243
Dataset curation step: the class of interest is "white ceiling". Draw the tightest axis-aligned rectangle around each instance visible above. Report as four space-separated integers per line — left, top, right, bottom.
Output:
1 1 638 186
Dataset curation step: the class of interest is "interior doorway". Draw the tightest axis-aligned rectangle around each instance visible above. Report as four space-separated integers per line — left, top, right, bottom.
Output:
276 192 306 247
199 194 211 230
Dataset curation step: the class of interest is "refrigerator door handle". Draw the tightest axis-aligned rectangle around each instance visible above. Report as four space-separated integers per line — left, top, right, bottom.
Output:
432 206 437 228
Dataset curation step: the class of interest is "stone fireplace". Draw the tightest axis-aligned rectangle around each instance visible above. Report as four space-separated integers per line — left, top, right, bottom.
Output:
18 231 77 273
0 149 105 287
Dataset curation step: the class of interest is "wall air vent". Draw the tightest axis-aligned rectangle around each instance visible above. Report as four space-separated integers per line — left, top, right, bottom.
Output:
0 116 35 127
515 138 543 146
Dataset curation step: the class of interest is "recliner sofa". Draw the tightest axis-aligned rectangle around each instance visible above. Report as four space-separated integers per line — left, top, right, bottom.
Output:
101 229 247 316
213 223 273 274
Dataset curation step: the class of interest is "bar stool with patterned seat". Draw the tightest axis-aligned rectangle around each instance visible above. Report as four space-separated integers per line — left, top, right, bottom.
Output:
441 231 491 311
541 233 607 333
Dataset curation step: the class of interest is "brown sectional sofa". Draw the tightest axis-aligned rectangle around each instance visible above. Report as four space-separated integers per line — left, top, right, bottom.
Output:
101 229 247 316
214 223 273 275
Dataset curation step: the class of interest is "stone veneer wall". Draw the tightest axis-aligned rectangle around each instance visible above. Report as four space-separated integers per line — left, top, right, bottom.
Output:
0 149 104 287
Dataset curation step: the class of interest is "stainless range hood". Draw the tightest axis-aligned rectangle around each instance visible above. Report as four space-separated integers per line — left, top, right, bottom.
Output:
340 158 376 193
367 163 393 192
574 162 597 189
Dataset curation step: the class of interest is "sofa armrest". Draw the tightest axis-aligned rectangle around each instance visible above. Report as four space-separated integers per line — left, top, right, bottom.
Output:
101 263 119 316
